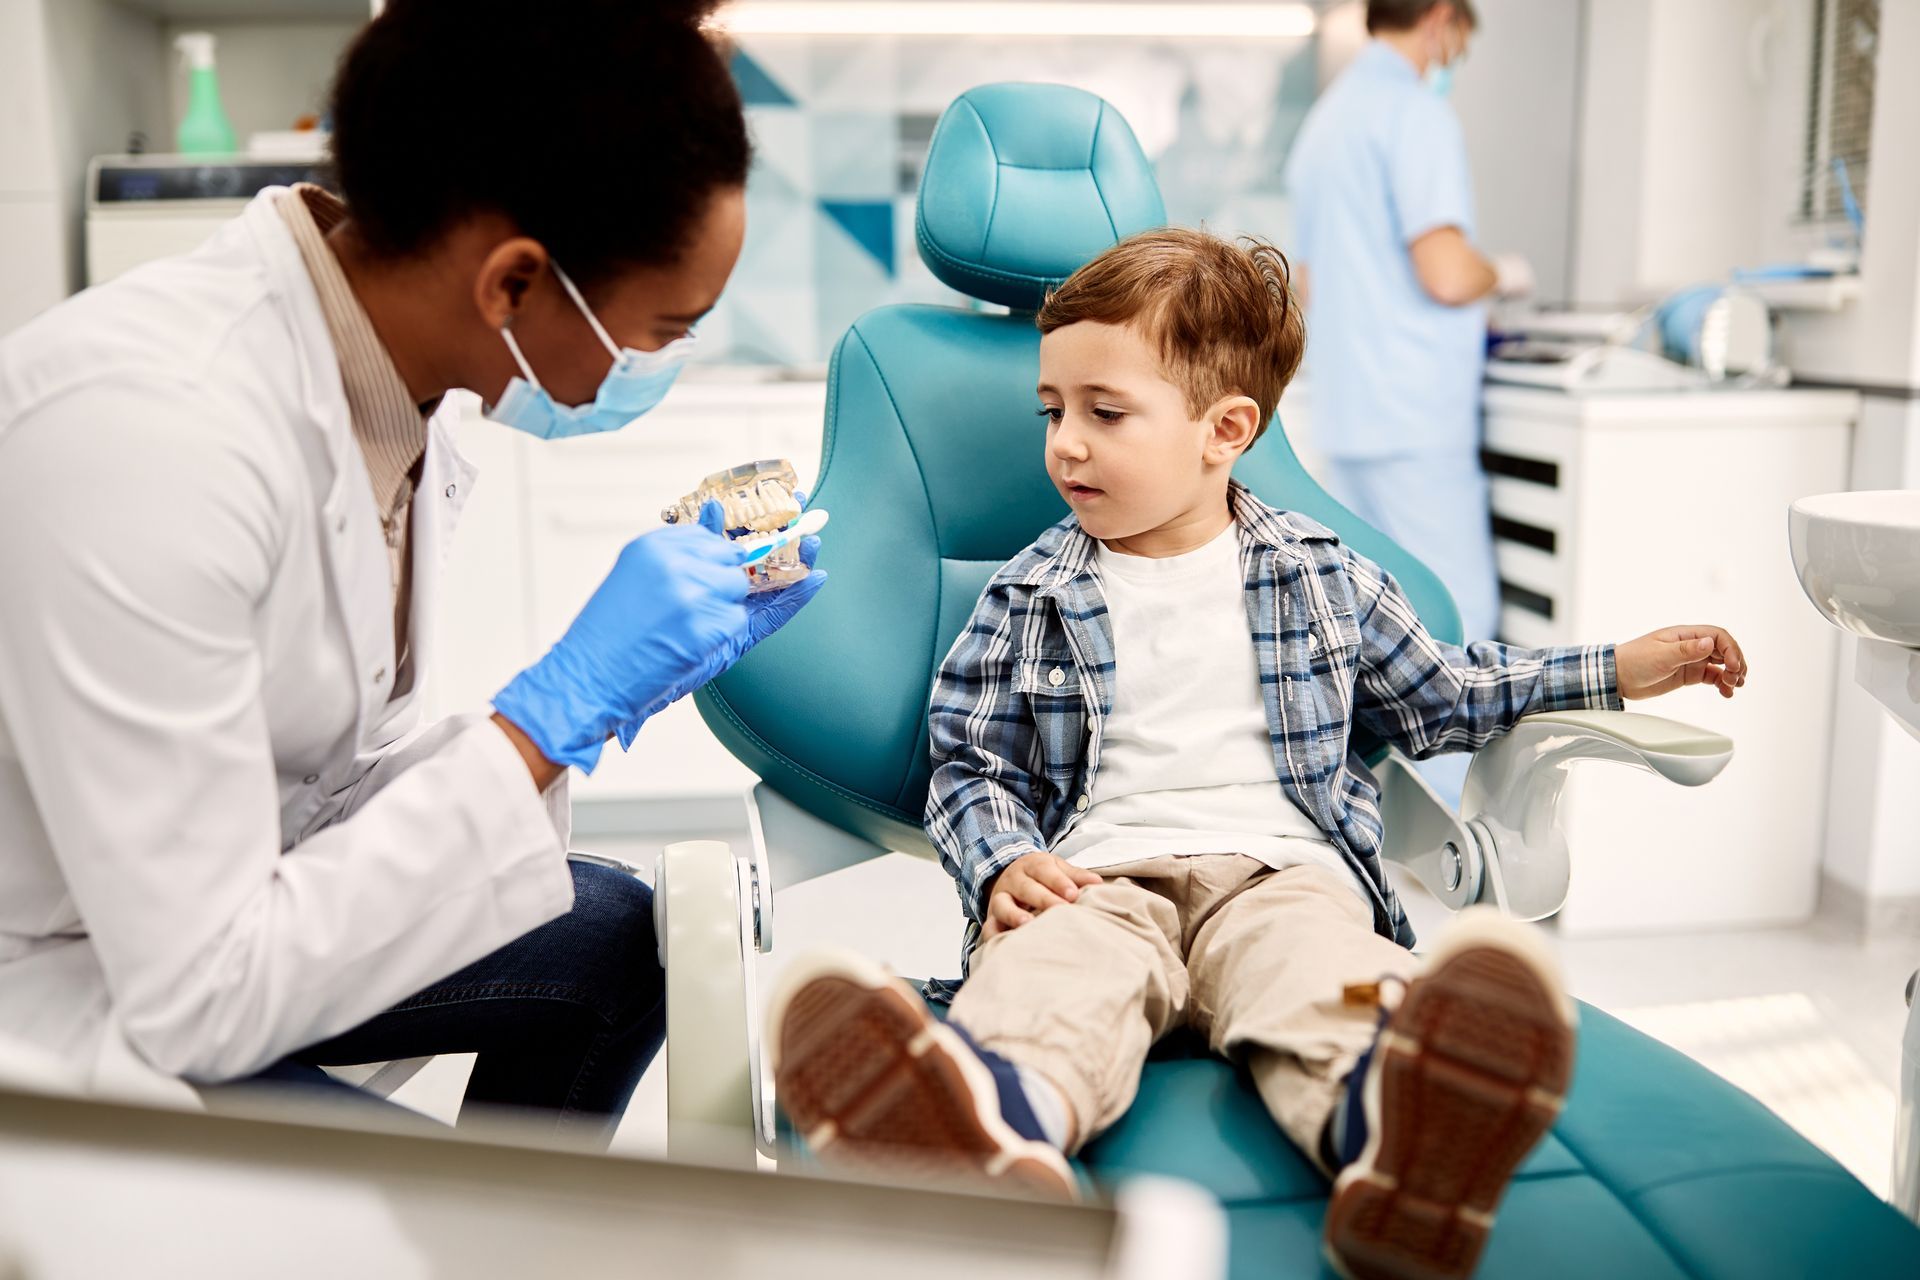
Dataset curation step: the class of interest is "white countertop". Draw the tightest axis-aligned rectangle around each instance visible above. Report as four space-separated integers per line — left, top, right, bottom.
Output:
1281 376 1861 429
1481 382 1862 426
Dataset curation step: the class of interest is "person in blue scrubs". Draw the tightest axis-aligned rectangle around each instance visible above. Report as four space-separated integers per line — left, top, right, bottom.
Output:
1283 0 1529 648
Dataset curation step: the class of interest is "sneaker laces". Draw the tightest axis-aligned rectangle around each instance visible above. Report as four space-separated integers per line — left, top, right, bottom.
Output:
1325 974 1414 1170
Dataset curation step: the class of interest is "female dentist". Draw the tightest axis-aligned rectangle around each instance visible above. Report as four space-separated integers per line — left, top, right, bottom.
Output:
0 0 819 1145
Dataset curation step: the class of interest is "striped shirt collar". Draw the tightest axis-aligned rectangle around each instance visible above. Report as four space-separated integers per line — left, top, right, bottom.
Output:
276 184 427 524
1025 480 1336 591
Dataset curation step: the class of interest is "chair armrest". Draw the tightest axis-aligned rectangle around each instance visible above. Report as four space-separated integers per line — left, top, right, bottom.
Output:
1463 710 1734 921
652 786 892 1165
655 839 759 1166
1375 751 1484 911
747 781 897 896
1473 710 1736 788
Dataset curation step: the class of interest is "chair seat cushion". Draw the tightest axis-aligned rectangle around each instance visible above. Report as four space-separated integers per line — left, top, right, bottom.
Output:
1074 1003 1920 1278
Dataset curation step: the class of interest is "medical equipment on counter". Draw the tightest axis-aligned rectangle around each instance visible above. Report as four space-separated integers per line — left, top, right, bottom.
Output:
663 459 814 593
1489 287 1782 392
1489 308 1707 391
85 155 326 286
1655 285 1776 380
1788 488 1920 1223
173 33 236 156
246 126 329 163
1486 338 1710 392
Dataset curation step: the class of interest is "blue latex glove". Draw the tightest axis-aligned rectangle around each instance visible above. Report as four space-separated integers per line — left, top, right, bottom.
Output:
614 494 828 749
494 523 751 773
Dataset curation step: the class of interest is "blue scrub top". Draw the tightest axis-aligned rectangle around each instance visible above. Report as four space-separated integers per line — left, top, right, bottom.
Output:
1283 41 1486 460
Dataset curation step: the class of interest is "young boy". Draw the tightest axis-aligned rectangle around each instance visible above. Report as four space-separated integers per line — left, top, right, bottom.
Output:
768 230 1746 1279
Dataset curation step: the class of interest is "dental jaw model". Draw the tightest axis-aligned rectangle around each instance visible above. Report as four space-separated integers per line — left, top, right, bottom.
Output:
662 459 818 593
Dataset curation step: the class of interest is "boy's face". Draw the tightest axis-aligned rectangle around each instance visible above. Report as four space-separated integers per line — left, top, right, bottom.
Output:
1036 320 1245 545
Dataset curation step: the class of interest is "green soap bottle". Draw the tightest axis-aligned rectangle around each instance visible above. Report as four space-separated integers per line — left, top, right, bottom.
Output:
174 32 236 155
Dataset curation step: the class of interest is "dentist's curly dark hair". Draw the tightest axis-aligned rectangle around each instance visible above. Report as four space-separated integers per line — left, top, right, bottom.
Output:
327 0 750 291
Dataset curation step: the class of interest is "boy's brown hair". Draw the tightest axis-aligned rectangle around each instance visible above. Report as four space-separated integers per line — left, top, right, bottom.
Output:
1035 228 1305 447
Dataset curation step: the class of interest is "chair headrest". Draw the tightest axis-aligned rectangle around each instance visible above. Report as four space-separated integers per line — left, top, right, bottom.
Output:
915 83 1167 311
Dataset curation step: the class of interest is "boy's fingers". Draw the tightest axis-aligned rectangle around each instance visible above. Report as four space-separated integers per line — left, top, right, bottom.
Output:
1718 630 1748 682
1672 635 1715 669
1669 626 1747 682
1035 861 1090 901
990 895 1033 932
1011 877 1069 913
1066 863 1103 887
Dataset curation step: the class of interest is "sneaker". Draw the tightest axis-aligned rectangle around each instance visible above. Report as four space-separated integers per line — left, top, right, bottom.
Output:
1322 907 1578 1280
766 948 1078 1200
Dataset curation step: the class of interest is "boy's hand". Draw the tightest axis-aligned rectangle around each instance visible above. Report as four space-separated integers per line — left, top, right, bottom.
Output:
983 851 1102 938
1615 626 1748 701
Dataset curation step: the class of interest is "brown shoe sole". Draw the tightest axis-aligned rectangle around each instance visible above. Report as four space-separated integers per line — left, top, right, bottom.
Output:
770 955 1077 1200
1324 929 1576 1280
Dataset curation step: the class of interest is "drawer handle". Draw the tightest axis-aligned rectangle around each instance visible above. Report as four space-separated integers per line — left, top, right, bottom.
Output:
1499 579 1555 621
1482 449 1560 489
1492 514 1557 554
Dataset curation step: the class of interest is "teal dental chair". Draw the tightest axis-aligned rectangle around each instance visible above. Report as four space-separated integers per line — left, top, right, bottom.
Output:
654 83 1920 1278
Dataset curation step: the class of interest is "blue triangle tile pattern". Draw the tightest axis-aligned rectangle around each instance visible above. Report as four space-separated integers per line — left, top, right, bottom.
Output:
731 49 798 107
820 200 897 277
716 33 1325 364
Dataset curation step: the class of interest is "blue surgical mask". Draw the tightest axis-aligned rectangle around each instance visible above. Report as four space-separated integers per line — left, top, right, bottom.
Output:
1426 62 1454 98
484 263 697 440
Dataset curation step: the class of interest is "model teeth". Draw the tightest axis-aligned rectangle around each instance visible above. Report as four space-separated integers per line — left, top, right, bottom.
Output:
663 459 803 528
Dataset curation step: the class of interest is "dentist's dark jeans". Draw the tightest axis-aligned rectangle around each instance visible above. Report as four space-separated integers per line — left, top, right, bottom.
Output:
227 861 663 1149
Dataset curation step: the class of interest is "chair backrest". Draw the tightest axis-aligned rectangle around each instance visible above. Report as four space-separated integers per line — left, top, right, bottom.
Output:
698 82 1460 857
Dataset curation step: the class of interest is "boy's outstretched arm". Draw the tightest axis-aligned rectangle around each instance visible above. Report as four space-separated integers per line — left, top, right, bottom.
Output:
926 582 1077 927
1347 551 1620 758
1347 554 1748 759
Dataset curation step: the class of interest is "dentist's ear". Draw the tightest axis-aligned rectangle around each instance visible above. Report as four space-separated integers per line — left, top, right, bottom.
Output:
474 236 552 330
1205 395 1264 465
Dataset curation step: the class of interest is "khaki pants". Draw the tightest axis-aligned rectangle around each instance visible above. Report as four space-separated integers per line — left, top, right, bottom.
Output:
949 855 1418 1165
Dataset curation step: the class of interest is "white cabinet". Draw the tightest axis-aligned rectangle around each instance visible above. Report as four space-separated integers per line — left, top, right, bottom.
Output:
431 378 829 805
1480 386 1858 934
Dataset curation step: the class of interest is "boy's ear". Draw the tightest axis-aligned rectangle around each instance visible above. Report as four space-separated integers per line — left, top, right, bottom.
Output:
1205 395 1263 465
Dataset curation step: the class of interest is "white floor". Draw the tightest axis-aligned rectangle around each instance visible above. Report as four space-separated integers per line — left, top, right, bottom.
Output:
393 836 1918 1201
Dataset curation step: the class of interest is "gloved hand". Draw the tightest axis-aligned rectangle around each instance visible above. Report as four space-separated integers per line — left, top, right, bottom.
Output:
494 523 751 773
1491 252 1536 299
614 494 829 749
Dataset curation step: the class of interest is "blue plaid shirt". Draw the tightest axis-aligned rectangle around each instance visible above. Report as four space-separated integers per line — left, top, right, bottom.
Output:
922 483 1618 1000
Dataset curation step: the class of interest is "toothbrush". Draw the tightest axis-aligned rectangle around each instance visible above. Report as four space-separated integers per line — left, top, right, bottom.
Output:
736 508 829 564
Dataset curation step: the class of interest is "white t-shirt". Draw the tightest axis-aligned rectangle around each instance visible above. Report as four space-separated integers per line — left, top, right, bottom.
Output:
1051 524 1370 908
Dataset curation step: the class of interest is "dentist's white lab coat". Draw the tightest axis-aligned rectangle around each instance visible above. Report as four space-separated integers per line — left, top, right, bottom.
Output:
0 190 577 1104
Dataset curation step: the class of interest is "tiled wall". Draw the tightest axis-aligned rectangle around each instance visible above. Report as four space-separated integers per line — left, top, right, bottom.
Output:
699 33 1318 367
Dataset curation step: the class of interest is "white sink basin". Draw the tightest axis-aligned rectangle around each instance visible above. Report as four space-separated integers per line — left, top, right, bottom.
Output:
1789 490 1920 647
